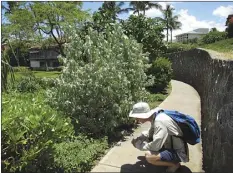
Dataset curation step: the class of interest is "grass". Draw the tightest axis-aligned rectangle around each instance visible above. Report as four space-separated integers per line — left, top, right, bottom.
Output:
148 82 172 109
14 71 61 80
200 38 233 53
32 71 61 78
200 38 233 59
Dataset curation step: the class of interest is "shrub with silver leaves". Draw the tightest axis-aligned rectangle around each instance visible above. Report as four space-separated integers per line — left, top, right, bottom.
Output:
47 24 152 137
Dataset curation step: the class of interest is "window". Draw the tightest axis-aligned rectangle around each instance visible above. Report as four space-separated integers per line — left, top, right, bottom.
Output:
40 61 45 67
52 61 59 67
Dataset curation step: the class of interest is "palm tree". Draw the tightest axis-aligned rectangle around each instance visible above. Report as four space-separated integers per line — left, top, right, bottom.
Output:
128 1 162 16
210 27 217 32
98 2 129 21
155 4 181 42
169 15 182 42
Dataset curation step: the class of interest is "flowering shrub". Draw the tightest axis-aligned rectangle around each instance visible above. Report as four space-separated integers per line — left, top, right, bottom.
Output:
47 24 152 137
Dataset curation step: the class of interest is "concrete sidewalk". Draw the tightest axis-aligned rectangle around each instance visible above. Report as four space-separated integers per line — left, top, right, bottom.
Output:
91 80 204 173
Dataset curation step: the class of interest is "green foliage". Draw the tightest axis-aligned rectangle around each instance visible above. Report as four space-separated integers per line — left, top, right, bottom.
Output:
4 2 89 56
37 77 56 89
122 15 166 61
185 38 198 44
226 23 233 38
148 93 167 102
165 42 196 53
13 66 30 72
201 31 227 44
16 75 41 92
147 92 169 109
96 2 127 21
200 38 233 58
147 57 172 93
2 91 74 173
155 4 181 42
10 71 56 92
128 2 162 15
53 136 108 173
1 39 15 92
48 24 151 138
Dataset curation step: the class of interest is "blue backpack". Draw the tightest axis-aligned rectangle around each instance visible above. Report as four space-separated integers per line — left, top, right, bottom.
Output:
158 110 201 145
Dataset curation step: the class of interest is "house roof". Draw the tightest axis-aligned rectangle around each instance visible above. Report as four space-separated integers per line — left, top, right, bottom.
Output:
175 28 209 37
175 31 207 37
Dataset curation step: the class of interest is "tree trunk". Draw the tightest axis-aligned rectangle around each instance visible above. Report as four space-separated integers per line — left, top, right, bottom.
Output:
170 29 172 43
166 21 169 42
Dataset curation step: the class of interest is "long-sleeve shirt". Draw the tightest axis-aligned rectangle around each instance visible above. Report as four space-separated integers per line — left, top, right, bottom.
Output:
137 112 189 162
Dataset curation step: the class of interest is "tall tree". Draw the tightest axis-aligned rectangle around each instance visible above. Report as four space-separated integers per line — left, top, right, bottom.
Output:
225 14 233 38
122 15 166 61
210 27 218 32
155 4 181 42
1 1 20 14
98 2 128 21
169 15 181 42
128 1 162 16
3 2 89 57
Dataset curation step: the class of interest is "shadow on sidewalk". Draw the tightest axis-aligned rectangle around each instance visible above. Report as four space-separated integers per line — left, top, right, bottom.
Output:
120 156 192 173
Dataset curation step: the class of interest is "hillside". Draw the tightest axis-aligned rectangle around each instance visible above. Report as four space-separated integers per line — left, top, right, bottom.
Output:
200 38 233 59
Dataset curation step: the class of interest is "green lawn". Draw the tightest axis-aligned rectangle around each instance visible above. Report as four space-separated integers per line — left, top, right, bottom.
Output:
14 71 61 80
32 71 61 78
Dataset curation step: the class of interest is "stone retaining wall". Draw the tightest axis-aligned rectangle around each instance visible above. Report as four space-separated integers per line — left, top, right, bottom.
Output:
165 48 233 173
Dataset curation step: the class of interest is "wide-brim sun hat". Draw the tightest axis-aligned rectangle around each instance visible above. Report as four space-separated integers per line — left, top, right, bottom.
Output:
129 102 163 119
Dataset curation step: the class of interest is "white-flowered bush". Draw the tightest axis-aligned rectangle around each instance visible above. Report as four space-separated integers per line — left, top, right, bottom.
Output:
47 24 152 137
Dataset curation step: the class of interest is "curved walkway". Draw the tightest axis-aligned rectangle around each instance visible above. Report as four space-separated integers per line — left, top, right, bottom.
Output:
91 80 204 173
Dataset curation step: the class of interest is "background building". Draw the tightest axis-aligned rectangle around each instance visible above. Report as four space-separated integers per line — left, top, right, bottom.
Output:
175 28 209 43
29 45 60 70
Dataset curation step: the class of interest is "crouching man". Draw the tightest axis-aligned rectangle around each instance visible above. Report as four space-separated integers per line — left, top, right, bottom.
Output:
129 102 189 173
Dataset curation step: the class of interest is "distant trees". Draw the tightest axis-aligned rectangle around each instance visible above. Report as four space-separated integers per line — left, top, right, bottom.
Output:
2 2 89 57
225 14 233 38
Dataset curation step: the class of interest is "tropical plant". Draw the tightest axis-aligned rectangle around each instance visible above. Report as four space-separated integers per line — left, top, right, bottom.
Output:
201 31 227 44
88 2 128 33
128 1 162 16
122 15 166 61
210 27 218 32
165 42 197 53
1 38 15 92
169 16 182 43
1 1 20 14
155 4 182 42
2 91 74 173
47 24 152 138
97 2 128 21
3 2 89 57
5 40 30 67
225 14 233 38
146 57 172 93
53 136 108 173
